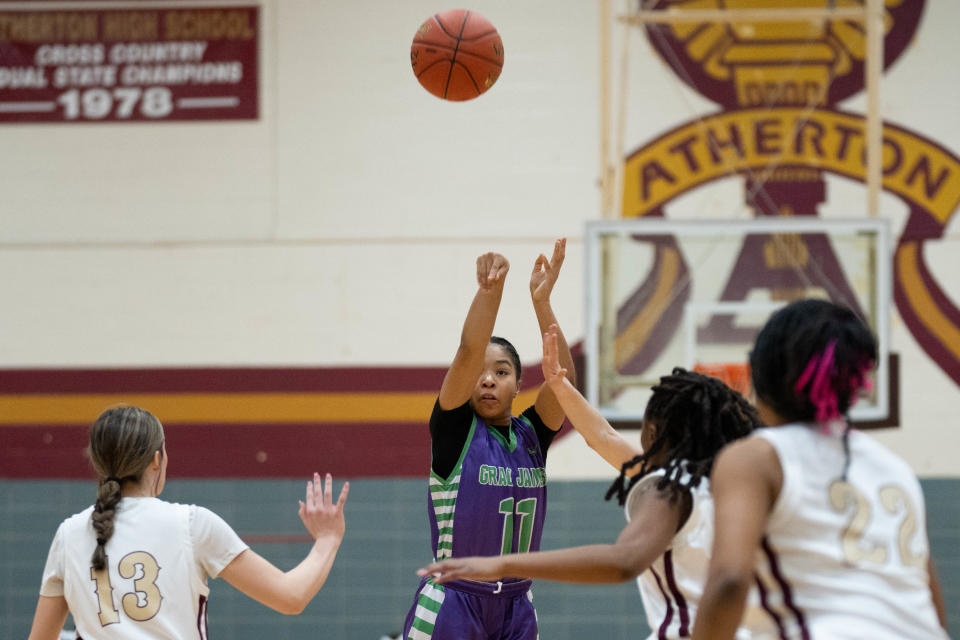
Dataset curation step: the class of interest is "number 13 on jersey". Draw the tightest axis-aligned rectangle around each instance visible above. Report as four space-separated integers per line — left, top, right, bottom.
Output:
91 551 163 626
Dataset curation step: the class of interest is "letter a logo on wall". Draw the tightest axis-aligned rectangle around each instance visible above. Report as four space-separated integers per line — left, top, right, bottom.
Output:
621 0 960 388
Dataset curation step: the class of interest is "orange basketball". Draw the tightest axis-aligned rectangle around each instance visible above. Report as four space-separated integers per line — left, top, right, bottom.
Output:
410 9 504 101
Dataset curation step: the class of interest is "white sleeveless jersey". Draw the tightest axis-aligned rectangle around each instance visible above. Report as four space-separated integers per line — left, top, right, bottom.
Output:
625 469 755 640
40 496 248 640
751 425 947 640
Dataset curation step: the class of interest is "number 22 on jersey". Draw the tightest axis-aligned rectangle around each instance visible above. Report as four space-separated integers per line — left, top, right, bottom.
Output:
828 481 925 568
91 551 163 626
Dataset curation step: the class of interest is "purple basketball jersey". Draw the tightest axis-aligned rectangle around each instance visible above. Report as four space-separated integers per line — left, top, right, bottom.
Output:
428 410 547 562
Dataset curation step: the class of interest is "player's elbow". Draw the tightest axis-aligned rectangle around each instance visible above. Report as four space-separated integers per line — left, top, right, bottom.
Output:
275 600 305 616
600 555 652 583
610 563 639 582
273 592 312 615
706 569 752 605
617 546 655 581
283 602 309 616
595 552 638 582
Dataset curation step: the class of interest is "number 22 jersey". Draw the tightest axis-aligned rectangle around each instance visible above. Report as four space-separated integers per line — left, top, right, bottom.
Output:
748 425 947 640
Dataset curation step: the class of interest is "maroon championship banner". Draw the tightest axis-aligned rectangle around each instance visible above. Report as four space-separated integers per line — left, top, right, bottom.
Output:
0 6 258 122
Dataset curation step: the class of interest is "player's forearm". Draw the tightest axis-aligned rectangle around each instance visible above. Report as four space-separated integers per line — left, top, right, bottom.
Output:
440 285 505 408
532 301 576 385
460 286 504 352
276 535 343 614
548 376 638 469
499 544 644 584
691 572 750 640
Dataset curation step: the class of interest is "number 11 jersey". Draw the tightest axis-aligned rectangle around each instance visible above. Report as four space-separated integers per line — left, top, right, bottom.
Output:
428 407 548 563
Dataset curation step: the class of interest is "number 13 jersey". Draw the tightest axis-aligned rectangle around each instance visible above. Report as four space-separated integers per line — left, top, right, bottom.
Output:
40 496 248 639
749 424 947 640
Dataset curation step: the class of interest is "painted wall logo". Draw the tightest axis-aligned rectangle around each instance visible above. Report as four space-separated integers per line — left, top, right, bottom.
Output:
620 0 960 388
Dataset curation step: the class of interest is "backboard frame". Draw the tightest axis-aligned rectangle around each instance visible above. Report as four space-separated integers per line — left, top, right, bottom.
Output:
585 217 891 423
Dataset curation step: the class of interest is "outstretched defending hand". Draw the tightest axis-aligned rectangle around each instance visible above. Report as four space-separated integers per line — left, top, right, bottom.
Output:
541 324 569 389
530 238 566 303
298 472 349 542
417 556 503 584
476 252 510 290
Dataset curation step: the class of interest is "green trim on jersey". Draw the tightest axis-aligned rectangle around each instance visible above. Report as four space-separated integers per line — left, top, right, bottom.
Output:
486 420 518 452
518 413 538 448
429 414 477 560
407 579 446 640
429 473 459 560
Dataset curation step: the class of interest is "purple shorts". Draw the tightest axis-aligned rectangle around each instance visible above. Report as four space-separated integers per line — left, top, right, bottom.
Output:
402 577 538 640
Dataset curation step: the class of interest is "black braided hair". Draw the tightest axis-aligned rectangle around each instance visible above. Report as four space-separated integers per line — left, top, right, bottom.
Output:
88 406 165 571
749 298 876 479
606 368 761 506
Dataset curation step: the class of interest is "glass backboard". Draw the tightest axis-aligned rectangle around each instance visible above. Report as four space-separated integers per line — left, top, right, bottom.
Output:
585 217 891 423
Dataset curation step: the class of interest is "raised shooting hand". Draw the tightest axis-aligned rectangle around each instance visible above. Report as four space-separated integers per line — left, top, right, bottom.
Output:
530 238 566 303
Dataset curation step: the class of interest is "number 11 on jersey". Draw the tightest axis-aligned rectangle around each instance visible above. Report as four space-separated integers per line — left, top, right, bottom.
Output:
498 497 537 555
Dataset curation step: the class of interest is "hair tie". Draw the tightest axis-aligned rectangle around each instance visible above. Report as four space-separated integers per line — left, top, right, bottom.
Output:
105 476 122 485
96 537 106 545
794 339 845 430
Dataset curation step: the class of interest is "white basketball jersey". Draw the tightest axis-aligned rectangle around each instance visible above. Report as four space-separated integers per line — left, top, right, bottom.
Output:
40 496 248 640
625 468 754 640
751 425 947 640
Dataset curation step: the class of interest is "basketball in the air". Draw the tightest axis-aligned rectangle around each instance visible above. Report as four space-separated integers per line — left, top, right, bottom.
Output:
410 9 504 101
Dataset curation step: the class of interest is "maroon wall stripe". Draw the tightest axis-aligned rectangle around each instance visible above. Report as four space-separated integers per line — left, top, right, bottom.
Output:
0 355 581 479
1 422 431 479
0 366 449 394
0 344 581 395
0 362 558 394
